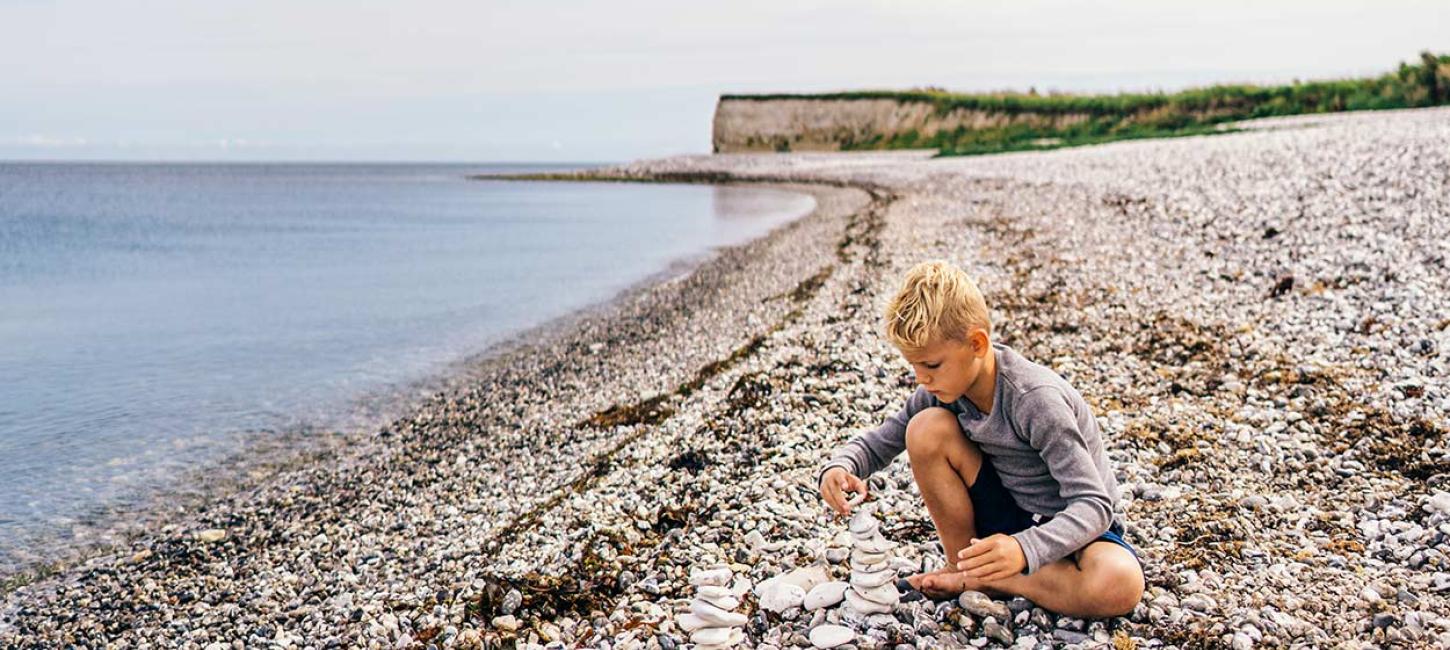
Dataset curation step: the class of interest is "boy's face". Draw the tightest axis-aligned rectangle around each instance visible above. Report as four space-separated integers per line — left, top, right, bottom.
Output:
901 330 989 403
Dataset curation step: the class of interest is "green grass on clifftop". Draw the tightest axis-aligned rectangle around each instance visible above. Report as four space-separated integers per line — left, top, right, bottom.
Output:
724 52 1450 156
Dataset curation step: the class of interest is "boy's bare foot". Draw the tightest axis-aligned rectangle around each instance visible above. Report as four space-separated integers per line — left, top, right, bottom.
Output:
905 568 1009 600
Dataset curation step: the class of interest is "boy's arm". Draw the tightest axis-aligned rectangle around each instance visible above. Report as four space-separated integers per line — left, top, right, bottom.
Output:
816 385 936 487
1008 387 1115 576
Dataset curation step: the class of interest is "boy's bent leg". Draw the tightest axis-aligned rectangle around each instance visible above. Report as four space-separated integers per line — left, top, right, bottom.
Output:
903 407 990 596
977 540 1145 618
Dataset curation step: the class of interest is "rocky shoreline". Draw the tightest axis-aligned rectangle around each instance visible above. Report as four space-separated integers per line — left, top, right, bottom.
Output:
4 107 1449 648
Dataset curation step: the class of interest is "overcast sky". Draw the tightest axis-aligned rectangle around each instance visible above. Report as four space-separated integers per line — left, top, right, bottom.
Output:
2 0 1446 162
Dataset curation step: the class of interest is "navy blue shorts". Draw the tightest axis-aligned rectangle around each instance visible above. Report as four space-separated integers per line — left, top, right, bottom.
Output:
968 452 1141 568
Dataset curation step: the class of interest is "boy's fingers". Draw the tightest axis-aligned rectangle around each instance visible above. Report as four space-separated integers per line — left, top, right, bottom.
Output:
959 550 996 572
963 558 1000 577
959 542 989 559
821 480 843 515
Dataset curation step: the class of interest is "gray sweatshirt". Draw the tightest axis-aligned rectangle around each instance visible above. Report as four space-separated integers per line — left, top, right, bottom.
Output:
818 342 1123 576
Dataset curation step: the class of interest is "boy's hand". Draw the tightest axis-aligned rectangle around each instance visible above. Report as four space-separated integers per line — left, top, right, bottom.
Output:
819 466 867 517
956 534 1027 582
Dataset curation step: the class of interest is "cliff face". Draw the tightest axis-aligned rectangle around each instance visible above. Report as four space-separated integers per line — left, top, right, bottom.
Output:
711 97 1096 153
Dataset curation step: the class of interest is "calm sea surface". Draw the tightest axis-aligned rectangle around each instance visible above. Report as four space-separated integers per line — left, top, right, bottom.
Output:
0 162 815 571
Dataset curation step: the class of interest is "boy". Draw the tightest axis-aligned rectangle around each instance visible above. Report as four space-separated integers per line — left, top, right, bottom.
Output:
817 260 1144 619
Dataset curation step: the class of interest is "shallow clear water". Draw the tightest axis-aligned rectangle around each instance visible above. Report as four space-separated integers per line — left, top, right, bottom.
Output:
0 162 814 569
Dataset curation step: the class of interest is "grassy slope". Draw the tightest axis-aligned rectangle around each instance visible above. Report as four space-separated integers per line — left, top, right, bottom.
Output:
722 52 1450 156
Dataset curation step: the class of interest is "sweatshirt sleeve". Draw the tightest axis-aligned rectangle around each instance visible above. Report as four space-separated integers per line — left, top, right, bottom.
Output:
816 385 937 487
1008 387 1114 576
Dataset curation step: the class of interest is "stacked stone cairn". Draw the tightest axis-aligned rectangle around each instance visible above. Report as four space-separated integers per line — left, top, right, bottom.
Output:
843 504 900 615
676 566 747 648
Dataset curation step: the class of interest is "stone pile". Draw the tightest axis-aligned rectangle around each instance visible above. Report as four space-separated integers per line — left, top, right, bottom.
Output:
843 504 900 616
677 567 747 648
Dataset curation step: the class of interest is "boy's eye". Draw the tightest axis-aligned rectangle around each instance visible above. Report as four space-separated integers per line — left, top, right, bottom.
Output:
924 363 941 369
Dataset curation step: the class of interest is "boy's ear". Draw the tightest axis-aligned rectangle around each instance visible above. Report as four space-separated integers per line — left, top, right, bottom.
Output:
969 328 990 355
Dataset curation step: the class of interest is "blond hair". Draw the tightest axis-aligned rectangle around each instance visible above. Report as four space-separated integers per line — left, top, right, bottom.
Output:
884 260 992 351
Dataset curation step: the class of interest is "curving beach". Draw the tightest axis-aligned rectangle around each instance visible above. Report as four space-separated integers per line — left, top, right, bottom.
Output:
3 107 1449 648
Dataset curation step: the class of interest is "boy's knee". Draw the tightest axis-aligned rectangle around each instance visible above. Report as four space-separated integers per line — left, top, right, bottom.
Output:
1088 559 1144 618
905 407 963 456
904 406 974 461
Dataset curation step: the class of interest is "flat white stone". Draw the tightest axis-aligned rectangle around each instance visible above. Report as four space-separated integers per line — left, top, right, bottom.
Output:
696 585 732 600
854 560 891 574
758 582 806 613
690 600 748 627
887 557 917 573
729 576 752 598
809 624 856 648
848 524 879 540
854 581 900 605
844 587 894 614
849 526 881 538
850 569 895 588
695 627 746 649
697 594 741 611
675 613 709 632
690 568 733 587
777 565 831 593
804 581 850 611
855 536 893 555
692 626 738 646
849 548 887 565
848 511 879 534
752 575 779 598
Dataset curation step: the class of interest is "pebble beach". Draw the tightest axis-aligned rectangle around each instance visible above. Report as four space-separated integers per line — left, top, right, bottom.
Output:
3 106 1449 648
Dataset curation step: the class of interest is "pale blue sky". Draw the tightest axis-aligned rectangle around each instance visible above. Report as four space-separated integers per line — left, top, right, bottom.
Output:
2 0 1446 162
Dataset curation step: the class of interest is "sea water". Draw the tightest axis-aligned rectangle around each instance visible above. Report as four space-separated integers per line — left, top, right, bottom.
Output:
0 162 815 572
